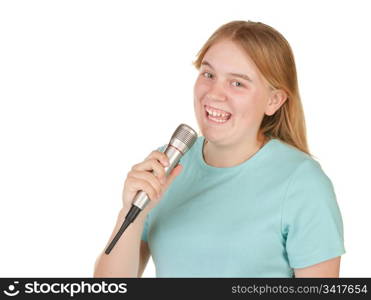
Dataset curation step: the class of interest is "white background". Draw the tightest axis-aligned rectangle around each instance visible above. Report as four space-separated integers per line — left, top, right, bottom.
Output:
0 0 370 277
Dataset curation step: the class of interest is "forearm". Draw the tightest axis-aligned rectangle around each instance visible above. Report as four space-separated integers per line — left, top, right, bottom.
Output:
93 206 148 278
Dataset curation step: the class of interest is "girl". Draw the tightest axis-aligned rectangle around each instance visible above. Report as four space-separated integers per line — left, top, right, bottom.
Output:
94 20 345 278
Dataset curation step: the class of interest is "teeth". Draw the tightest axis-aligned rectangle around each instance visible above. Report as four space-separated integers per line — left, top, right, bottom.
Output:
208 115 228 123
205 107 231 118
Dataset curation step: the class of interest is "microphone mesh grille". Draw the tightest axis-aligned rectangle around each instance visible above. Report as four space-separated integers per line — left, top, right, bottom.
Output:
172 124 198 151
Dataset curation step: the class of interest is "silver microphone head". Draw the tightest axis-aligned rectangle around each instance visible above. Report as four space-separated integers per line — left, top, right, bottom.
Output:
169 123 198 154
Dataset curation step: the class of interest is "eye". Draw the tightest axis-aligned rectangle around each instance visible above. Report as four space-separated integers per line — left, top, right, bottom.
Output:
202 71 213 79
232 81 244 88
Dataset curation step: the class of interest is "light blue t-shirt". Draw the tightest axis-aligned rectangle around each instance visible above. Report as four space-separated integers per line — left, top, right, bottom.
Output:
141 136 346 277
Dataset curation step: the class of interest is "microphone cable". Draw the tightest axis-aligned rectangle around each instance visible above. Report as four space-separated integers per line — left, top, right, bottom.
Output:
105 205 141 254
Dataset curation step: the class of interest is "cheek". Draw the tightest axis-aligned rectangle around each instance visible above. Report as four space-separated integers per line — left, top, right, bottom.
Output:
194 78 208 97
193 82 204 116
194 80 210 113
236 92 266 120
241 98 264 127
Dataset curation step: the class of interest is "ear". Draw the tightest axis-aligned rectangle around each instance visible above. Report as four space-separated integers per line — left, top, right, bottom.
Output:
264 89 288 116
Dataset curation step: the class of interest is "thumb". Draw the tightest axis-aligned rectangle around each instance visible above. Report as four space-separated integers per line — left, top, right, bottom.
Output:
163 164 183 189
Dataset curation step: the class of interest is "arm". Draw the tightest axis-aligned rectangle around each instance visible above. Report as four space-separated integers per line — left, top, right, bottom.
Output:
93 206 149 277
294 256 341 278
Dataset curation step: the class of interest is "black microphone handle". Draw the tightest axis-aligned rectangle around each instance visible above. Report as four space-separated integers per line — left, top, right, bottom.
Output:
104 205 142 255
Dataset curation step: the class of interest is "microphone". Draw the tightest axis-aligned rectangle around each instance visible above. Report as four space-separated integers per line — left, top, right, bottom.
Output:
105 123 198 255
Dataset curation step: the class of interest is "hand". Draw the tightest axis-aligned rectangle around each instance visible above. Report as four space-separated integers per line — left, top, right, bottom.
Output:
121 150 183 213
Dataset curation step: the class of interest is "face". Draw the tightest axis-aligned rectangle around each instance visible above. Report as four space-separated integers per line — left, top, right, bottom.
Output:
193 39 285 146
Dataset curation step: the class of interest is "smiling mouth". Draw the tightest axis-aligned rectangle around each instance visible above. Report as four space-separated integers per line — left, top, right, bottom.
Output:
204 106 232 124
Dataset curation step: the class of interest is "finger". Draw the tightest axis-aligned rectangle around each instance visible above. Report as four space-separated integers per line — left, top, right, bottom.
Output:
162 164 183 190
132 158 167 184
128 170 163 199
144 150 169 167
126 176 160 203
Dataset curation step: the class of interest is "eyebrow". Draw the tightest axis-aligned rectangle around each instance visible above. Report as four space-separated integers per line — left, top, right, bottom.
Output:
200 60 253 83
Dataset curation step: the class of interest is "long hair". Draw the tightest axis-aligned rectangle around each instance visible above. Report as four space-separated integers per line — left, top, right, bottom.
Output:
192 20 313 157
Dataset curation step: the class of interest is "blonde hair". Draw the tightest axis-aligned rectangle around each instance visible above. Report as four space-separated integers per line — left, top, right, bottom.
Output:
192 20 313 157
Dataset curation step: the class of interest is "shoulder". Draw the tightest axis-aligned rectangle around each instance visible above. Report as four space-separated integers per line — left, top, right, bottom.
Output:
271 138 314 166
266 139 329 184
267 139 336 205
288 158 333 194
282 155 338 220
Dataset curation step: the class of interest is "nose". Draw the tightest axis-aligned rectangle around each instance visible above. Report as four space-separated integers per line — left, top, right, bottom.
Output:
206 81 227 102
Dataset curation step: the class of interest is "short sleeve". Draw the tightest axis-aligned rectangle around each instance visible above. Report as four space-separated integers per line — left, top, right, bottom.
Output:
281 159 346 269
140 143 166 242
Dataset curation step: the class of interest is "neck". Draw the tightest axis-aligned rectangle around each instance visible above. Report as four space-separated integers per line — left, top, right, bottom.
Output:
202 133 268 168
